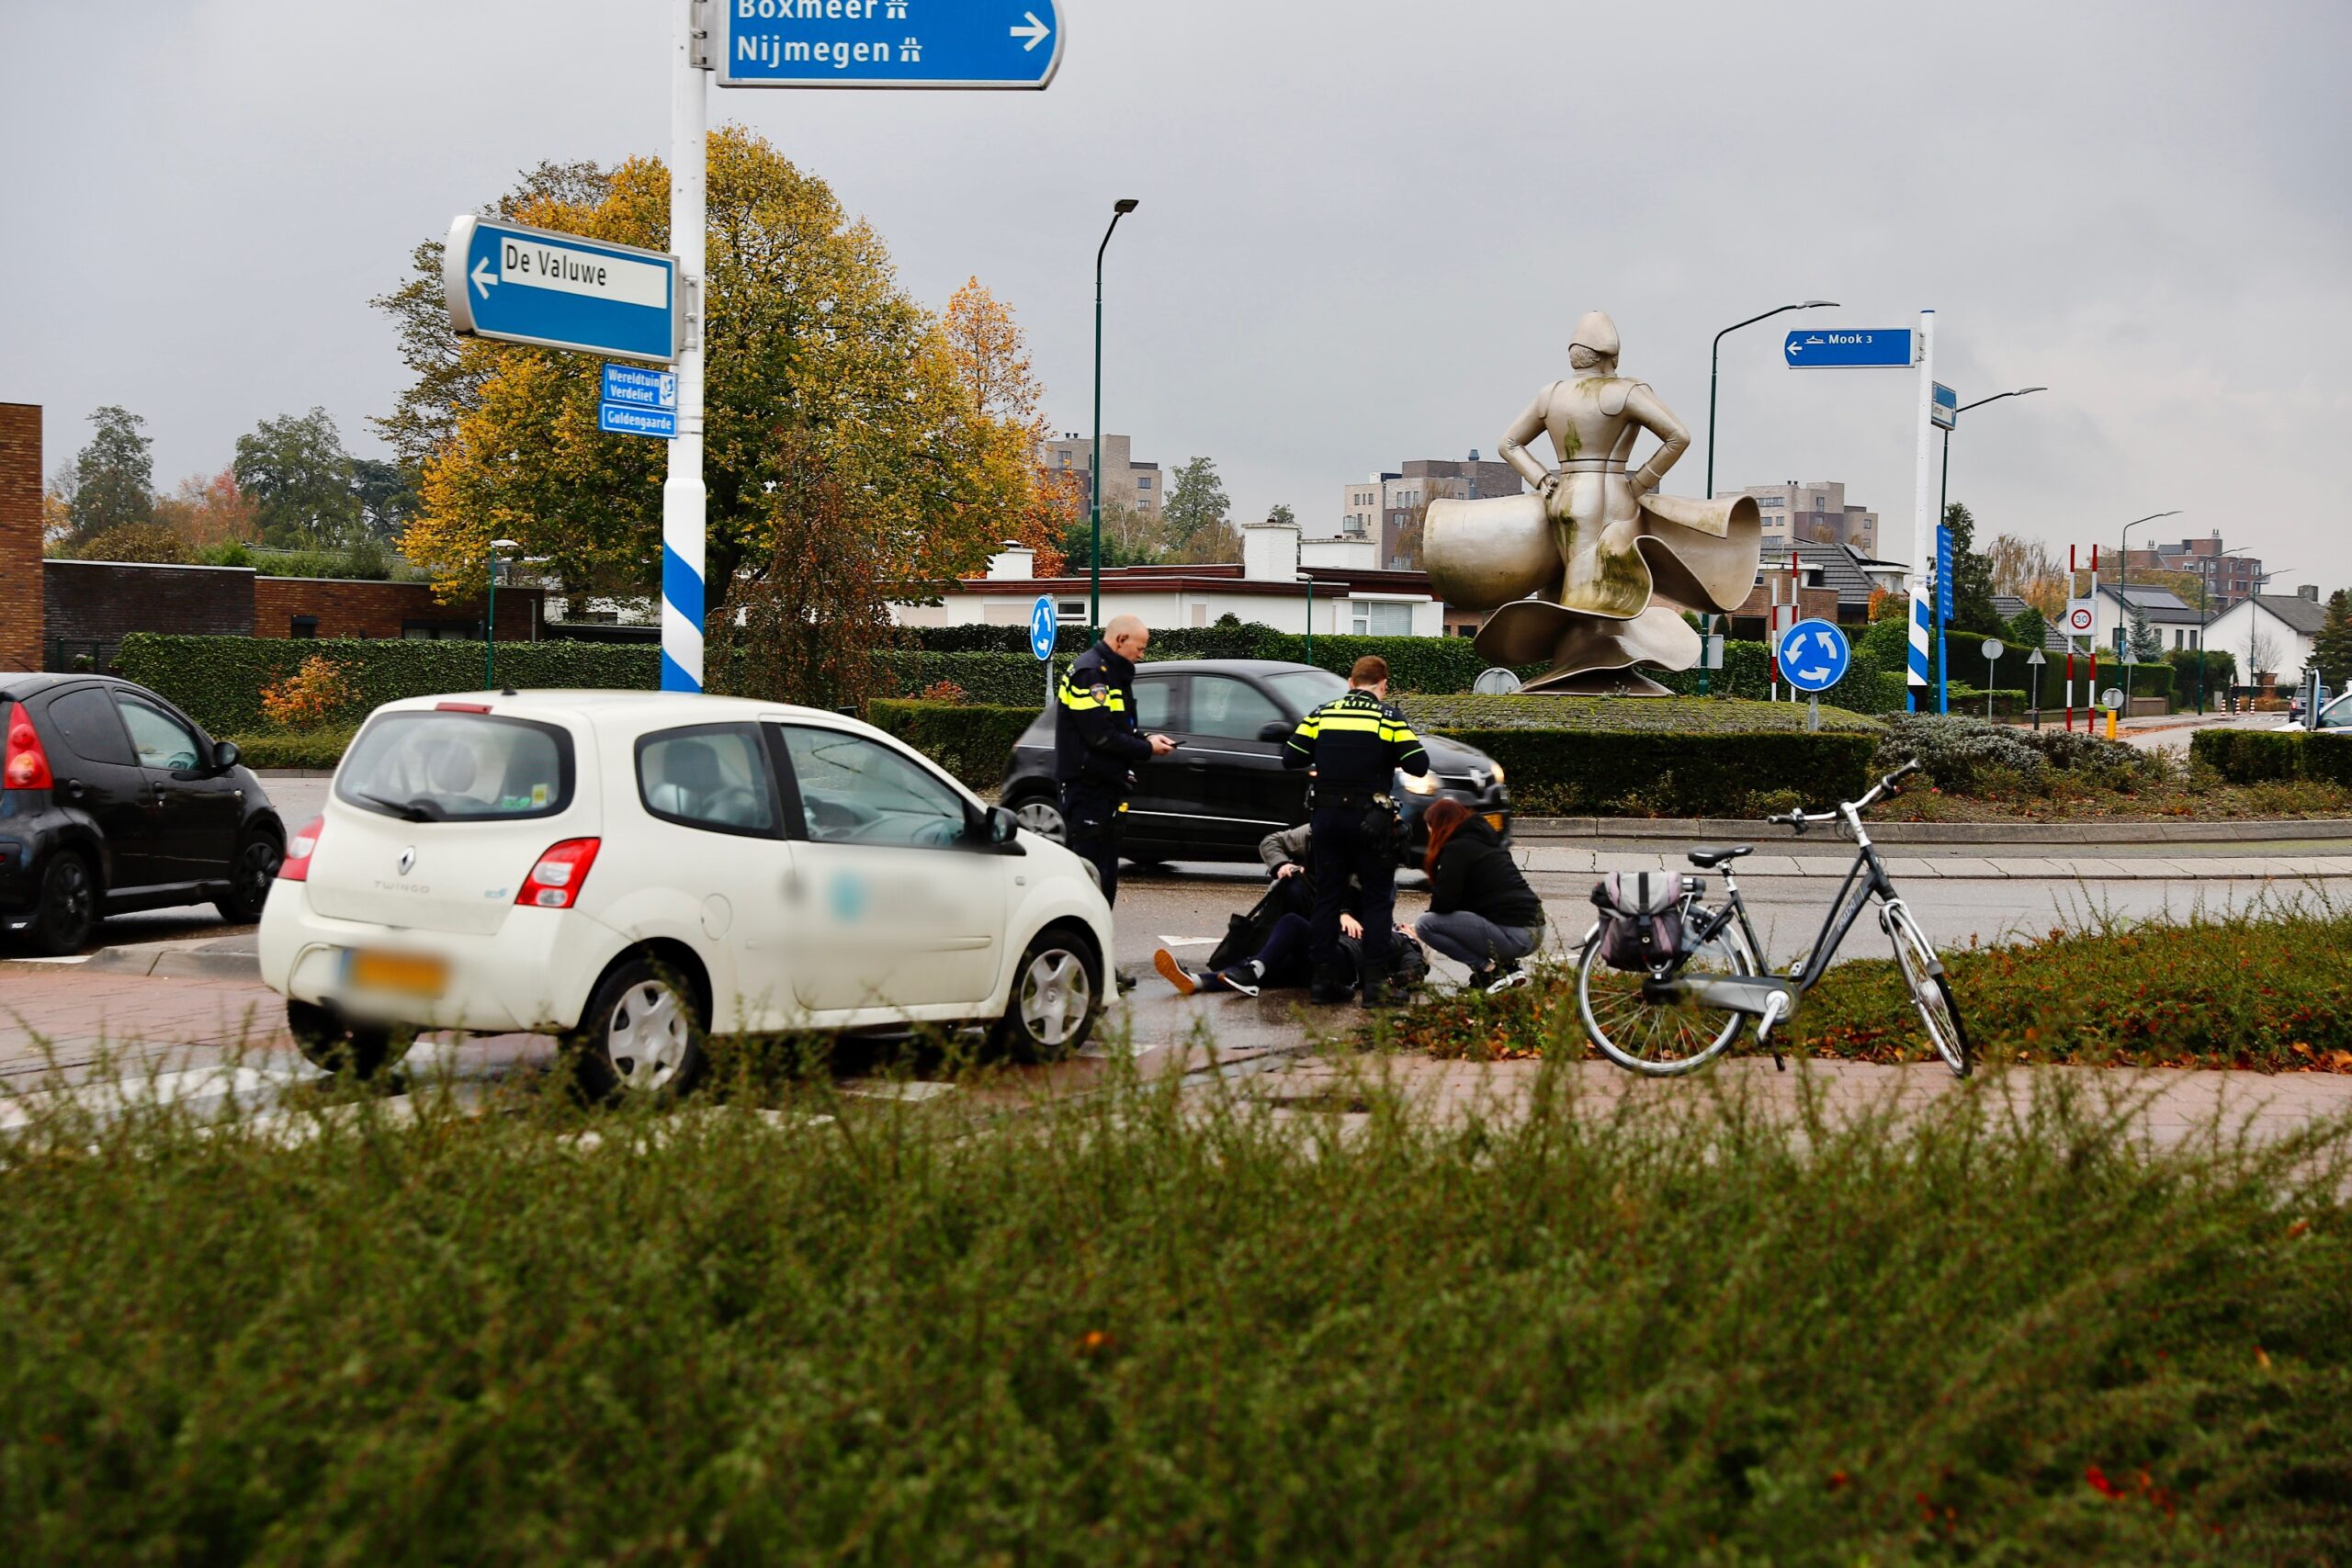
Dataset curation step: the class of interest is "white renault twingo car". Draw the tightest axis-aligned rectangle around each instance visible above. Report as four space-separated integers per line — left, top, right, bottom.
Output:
259 692 1113 1094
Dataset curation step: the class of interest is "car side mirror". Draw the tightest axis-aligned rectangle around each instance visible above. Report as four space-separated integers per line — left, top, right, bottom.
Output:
211 739 242 773
984 804 1021 845
1257 720 1291 743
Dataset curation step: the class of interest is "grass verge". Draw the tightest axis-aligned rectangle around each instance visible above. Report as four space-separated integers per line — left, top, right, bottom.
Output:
2 1053 2349 1559
1387 897 2352 1073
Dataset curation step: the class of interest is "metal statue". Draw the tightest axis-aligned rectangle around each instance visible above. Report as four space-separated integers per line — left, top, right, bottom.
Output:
1423 311 1762 694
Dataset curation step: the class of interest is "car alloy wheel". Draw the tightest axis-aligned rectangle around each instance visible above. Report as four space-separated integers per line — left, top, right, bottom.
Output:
30 854 97 956
603 977 695 1093
1012 795 1068 842
217 836 281 923
995 931 1098 1061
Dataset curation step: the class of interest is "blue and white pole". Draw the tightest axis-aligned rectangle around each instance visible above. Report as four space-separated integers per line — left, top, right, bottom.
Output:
1906 309 1936 711
661 0 708 693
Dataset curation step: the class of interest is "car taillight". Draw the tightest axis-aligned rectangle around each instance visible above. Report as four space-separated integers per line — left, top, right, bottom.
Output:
279 816 324 881
518 838 600 909
4 702 52 791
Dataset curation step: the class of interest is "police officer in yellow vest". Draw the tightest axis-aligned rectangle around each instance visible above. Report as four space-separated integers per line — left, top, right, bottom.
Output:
1054 614 1175 906
1283 655 1430 1004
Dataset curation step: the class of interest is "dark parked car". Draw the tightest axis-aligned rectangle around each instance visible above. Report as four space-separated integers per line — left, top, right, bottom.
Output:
0 674 285 954
1000 660 1510 865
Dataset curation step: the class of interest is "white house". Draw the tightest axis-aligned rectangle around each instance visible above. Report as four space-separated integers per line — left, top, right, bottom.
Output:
2205 588 2327 683
890 522 1451 638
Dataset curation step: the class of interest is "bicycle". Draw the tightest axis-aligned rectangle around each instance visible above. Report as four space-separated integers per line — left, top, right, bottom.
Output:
1575 759 1971 1078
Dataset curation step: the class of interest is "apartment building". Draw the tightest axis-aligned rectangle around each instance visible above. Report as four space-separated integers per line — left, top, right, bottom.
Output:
1039 432 1162 519
1326 452 1525 569
1720 479 1881 554
2120 534 2264 611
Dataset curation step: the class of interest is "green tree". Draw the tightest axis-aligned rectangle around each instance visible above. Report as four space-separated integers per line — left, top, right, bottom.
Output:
1267 502 1295 526
2006 604 2049 651
349 458 420 542
393 130 1019 623
66 405 153 544
1159 457 1232 564
2127 604 2163 663
2310 590 2352 689
234 409 361 547
1941 502 2001 637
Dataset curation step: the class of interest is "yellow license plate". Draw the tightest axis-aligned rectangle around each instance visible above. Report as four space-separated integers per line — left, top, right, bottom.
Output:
1484 813 1506 832
344 950 448 998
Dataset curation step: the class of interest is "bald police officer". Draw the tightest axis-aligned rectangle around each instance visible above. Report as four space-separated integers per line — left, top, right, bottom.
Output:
1054 614 1175 906
1283 655 1429 1005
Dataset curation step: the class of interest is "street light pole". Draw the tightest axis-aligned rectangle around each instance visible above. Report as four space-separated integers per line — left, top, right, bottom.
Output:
1705 299 1838 502
1090 198 1139 639
1932 387 2045 716
2114 508 2184 682
485 537 520 690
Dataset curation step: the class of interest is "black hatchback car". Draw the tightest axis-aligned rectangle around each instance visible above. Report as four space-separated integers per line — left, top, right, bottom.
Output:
0 674 285 953
1000 659 1510 865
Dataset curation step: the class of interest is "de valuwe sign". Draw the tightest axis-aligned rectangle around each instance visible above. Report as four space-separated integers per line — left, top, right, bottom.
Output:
444 217 682 364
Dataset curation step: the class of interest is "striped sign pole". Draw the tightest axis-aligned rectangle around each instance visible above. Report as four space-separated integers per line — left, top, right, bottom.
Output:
1906 309 1936 710
661 0 708 693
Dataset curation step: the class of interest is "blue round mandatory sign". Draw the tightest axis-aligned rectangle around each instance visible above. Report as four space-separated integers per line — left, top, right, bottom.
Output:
1776 618 1850 694
1029 594 1058 661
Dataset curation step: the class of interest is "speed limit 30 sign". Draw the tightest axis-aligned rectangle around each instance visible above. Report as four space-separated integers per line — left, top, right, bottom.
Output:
2064 600 2097 636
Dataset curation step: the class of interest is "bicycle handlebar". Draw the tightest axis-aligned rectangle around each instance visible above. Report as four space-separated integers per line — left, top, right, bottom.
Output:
1767 757 1922 834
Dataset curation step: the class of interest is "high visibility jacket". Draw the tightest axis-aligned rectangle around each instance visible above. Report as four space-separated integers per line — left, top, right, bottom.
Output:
1282 688 1429 795
1054 641 1153 787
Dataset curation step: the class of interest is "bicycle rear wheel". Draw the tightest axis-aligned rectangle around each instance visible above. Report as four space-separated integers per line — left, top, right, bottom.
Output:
1883 903 1971 1077
1577 914 1755 1077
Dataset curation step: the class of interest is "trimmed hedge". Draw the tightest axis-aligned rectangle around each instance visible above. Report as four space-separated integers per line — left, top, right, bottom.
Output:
867 701 1040 790
1426 727 1879 817
1399 694 1882 736
2191 728 2352 787
119 635 659 735
224 728 357 771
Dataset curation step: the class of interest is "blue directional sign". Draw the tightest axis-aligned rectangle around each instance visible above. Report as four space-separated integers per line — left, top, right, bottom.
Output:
1783 329 1915 367
1029 594 1058 661
1931 381 1959 430
600 403 677 440
1777 619 1851 694
1936 525 1955 621
603 364 677 410
720 0 1064 89
445 216 680 364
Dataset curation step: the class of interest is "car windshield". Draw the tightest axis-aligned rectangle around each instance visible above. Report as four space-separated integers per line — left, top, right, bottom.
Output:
1266 669 1348 714
337 712 572 821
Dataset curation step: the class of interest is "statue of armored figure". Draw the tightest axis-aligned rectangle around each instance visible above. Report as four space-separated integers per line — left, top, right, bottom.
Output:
1423 311 1761 694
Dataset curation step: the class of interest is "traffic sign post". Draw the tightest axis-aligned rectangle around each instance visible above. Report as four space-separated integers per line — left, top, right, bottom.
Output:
719 0 1064 88
600 364 679 439
1029 593 1058 707
1931 382 1959 430
1777 618 1849 732
444 217 682 362
2026 647 2046 728
1979 637 2003 720
1935 522 1954 714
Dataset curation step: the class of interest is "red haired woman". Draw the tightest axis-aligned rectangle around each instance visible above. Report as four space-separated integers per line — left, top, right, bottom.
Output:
1411 797 1544 991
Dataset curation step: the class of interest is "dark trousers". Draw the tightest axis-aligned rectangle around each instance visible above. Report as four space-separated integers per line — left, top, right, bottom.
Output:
1308 805 1396 975
1060 780 1123 906
1214 911 1352 990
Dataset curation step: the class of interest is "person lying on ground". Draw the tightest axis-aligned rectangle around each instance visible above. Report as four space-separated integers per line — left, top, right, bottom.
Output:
1154 823 1399 998
1412 797 1545 992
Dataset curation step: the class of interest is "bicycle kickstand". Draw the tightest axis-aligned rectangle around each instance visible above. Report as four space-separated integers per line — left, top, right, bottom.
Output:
1756 991 1790 1073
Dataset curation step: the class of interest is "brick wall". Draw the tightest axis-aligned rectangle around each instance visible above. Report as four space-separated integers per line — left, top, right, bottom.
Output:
0 403 41 673
44 560 255 669
251 578 541 640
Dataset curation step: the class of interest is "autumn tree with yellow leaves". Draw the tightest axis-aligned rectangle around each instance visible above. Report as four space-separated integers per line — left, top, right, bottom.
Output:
379 129 1035 654
939 276 1078 578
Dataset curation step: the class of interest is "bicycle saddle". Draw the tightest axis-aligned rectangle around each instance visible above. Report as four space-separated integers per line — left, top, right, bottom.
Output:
1686 844 1753 868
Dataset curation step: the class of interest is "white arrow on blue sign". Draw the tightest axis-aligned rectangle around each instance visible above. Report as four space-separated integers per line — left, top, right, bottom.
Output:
721 0 1064 89
444 216 681 364
1029 594 1058 661
1776 618 1851 694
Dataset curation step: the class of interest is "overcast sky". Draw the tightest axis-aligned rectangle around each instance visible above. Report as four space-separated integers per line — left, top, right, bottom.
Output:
5 0 2346 584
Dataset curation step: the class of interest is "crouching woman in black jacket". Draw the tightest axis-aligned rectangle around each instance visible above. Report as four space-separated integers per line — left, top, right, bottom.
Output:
1411 798 1544 989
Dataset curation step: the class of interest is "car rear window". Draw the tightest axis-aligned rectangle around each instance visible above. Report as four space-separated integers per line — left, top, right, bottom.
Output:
1268 669 1347 712
337 711 573 822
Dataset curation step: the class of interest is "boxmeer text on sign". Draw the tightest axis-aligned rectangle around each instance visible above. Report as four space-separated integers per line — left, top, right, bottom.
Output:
444 216 682 364
720 0 1064 88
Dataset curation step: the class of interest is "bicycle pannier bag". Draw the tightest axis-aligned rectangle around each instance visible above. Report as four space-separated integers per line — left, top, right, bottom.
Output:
1590 872 1684 972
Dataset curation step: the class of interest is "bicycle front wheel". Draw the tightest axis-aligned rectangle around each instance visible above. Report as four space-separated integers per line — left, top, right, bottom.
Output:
1577 916 1755 1077
1883 903 1971 1077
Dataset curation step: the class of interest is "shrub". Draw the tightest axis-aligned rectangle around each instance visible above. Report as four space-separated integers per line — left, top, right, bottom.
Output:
867 701 1040 790
2192 728 2352 788
1872 713 2163 795
258 655 364 731
1422 725 1878 817
917 679 967 704
223 727 356 771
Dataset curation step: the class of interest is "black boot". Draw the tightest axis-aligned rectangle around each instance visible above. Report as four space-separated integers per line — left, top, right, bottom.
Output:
1309 963 1345 1005
1359 963 1396 1009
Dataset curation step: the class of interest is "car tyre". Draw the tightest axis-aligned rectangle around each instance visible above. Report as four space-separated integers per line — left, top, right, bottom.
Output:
990 925 1100 1062
1009 790 1068 843
26 852 98 957
568 955 708 1101
286 998 406 1078
214 831 282 924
